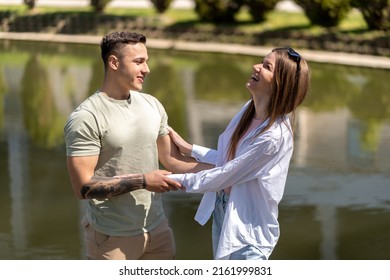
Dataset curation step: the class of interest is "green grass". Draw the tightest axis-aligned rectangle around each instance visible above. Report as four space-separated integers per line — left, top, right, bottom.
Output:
0 5 368 33
338 9 368 31
0 5 386 56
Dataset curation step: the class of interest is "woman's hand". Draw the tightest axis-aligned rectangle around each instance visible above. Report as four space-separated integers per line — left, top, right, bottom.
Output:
167 126 193 156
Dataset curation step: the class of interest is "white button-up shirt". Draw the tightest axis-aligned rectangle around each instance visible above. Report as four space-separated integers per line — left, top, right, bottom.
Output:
169 101 294 259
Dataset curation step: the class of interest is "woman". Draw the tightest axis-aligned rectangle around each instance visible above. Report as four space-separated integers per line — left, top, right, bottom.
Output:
168 47 310 260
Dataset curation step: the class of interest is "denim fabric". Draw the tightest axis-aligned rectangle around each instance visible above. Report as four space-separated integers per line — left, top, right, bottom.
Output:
229 245 267 260
212 191 266 260
212 191 230 257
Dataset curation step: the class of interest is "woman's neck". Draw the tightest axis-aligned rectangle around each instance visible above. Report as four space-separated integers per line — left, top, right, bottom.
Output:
252 102 268 121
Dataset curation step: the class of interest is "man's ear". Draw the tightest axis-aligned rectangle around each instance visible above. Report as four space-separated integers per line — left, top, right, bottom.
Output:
108 55 119 70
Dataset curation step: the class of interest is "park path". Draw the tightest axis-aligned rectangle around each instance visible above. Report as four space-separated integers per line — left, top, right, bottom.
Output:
0 31 389 69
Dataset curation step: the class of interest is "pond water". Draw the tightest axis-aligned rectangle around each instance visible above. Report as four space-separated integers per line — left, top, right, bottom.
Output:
0 39 389 260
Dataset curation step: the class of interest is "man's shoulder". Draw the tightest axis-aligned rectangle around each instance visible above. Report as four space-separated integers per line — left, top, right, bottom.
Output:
77 92 101 108
133 91 165 109
134 90 158 102
65 93 101 125
70 92 105 115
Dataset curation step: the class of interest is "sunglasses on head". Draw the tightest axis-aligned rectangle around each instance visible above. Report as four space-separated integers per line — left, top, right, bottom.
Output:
286 47 301 71
273 47 302 72
273 47 301 95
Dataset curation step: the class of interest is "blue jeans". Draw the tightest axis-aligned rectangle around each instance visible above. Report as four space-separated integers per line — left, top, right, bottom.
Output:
212 191 266 260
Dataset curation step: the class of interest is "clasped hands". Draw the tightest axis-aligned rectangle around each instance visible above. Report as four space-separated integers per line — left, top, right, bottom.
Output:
143 170 185 193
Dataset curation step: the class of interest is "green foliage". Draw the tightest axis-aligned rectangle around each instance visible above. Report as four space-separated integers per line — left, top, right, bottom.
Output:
194 58 248 102
351 0 390 30
303 62 359 111
24 0 35 10
90 0 112 13
144 61 187 134
194 0 245 23
348 67 390 120
244 0 280 23
87 57 104 98
150 0 173 14
347 67 390 153
293 0 352 27
0 63 6 130
20 55 65 148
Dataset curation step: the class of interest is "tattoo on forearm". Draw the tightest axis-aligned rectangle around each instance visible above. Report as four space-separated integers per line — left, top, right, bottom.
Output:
80 174 144 199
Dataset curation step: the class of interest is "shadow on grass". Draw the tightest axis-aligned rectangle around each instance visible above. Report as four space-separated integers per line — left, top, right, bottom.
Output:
2 11 388 56
7 11 138 34
163 20 388 56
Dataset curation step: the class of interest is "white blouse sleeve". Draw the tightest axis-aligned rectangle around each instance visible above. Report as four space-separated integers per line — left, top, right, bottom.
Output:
191 144 218 165
169 136 287 194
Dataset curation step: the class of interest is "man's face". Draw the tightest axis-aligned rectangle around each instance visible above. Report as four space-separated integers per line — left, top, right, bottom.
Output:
116 43 150 92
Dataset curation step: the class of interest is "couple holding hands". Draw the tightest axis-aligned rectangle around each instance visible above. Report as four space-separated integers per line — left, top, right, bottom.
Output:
64 31 310 260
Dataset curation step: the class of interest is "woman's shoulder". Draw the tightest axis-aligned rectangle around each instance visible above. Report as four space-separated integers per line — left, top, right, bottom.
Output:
271 116 292 134
254 116 292 143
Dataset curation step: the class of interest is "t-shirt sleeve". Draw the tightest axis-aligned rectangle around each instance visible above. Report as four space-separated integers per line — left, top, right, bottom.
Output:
64 109 101 157
156 99 169 138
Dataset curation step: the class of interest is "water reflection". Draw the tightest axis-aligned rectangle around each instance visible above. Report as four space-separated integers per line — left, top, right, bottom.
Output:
0 40 389 260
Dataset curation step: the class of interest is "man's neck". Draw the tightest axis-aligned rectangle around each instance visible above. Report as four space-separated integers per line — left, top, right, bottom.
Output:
100 83 131 100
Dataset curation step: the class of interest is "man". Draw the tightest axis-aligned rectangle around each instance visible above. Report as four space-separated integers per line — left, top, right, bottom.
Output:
64 31 207 260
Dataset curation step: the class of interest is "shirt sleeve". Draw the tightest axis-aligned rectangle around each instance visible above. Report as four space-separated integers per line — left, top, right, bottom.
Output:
191 144 218 165
155 98 169 138
169 136 283 194
64 109 101 157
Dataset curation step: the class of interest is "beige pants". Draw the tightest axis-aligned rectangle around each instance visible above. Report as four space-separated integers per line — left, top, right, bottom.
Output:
82 217 176 260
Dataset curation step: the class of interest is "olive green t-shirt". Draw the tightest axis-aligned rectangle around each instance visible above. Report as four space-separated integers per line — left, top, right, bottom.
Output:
64 91 168 236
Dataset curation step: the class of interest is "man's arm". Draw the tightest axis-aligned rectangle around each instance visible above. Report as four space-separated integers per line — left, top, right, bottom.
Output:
168 126 217 165
67 155 182 200
157 134 214 174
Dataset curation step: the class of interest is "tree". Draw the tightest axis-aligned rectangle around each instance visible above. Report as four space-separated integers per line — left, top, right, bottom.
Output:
244 0 280 23
293 0 352 27
194 0 245 23
90 0 112 13
150 0 173 14
24 0 35 10
351 0 390 30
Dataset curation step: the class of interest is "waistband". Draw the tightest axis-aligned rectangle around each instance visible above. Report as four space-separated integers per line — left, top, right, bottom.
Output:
217 190 230 202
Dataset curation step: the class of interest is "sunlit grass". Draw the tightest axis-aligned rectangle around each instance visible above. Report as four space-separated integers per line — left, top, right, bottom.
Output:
106 7 155 17
0 5 377 36
0 5 366 27
338 9 368 31
0 5 92 14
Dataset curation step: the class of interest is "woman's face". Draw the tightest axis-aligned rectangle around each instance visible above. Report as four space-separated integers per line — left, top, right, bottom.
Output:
246 51 276 97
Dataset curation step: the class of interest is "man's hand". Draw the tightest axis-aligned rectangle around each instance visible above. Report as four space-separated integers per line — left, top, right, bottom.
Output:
144 170 184 193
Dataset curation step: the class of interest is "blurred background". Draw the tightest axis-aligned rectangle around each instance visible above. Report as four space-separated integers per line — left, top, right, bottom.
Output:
0 0 389 260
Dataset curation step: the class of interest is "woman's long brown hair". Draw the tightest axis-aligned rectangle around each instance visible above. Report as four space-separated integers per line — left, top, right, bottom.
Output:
227 48 310 159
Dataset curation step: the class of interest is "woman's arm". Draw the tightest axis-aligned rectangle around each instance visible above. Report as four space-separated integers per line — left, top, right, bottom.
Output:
168 126 218 165
167 126 193 156
157 134 214 174
169 136 286 193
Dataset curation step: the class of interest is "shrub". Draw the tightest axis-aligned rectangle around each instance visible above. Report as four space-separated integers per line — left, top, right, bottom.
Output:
244 0 280 23
150 0 173 14
90 0 112 13
293 0 352 27
351 0 390 30
24 0 35 10
194 0 245 23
